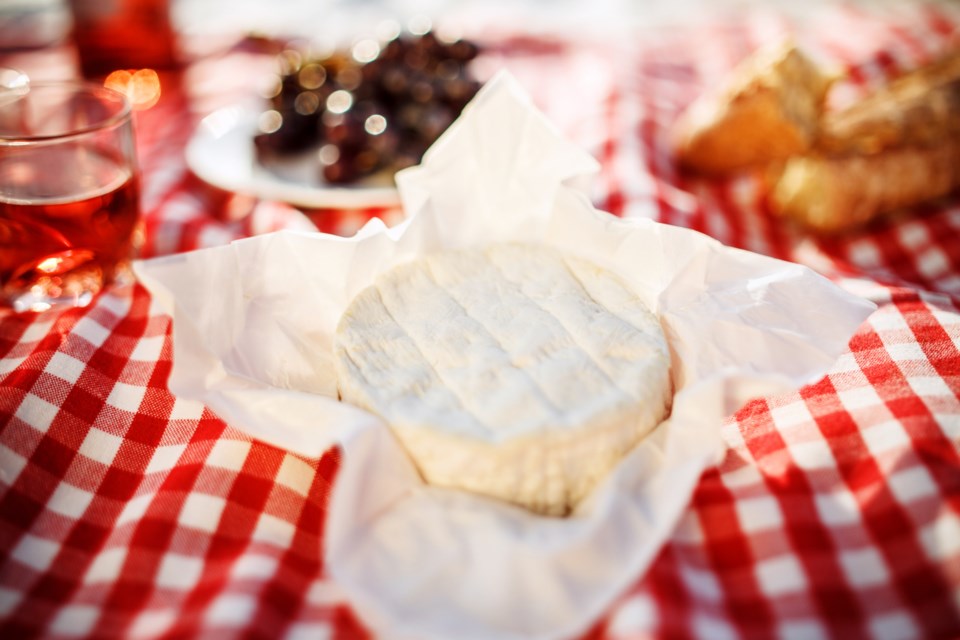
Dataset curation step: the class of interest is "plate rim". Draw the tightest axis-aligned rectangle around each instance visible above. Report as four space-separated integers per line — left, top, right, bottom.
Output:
185 104 403 209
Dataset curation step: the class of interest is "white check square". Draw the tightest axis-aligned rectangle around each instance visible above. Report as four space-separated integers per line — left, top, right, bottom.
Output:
145 444 187 474
305 581 347 606
0 356 26 376
78 428 124 466
179 493 226 533
838 547 889 587
47 482 95 519
897 221 929 250
755 554 807 596
692 613 735 640
96 291 132 317
920 513 960 561
106 381 147 413
623 200 659 220
869 311 909 332
275 455 314 497
0 586 22 617
837 385 884 412
253 513 296 547
84 547 128 584
606 594 657 635
884 342 924 362
169 397 206 421
117 492 154 526
906 375 954 398
734 495 783 533
0 444 27 486
679 564 722 601
232 554 278 579
814 490 861 526
770 402 814 430
130 335 166 362
830 352 864 375
786 438 834 470
128 609 175 639
719 463 763 489
861 420 911 457
205 594 255 626
206 439 251 472
887 466 937 504
49 604 99 637
199 226 235 248
12 533 60 571
934 274 960 293
72 316 111 348
721 422 746 449
778 619 827 640
917 247 949 278
848 240 881 269
286 623 333 640
20 319 55 343
156 552 204 589
47 352 87 385
14 394 59 433
867 612 918 640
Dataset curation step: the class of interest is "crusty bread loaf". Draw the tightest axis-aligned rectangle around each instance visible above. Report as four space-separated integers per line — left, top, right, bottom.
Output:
817 50 960 155
768 139 960 233
671 41 836 175
673 38 960 233
770 49 960 233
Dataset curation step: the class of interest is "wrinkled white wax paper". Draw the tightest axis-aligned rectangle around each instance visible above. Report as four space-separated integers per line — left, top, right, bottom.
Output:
136 72 876 640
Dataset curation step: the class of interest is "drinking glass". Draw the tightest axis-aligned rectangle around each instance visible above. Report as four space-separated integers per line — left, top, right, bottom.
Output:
0 68 29 97
0 81 140 312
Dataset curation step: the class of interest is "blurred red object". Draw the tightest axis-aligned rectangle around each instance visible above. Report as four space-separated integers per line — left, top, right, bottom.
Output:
103 68 162 110
68 0 179 77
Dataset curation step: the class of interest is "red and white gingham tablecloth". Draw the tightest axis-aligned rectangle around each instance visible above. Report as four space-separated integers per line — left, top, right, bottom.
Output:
2 3 960 638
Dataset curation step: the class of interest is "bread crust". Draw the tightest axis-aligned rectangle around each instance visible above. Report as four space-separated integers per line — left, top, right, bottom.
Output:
770 49 960 232
674 39 960 232
818 51 960 155
769 139 960 233
671 41 835 175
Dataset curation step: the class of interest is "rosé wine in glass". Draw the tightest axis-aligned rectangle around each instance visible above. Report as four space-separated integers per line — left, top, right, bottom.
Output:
0 81 140 312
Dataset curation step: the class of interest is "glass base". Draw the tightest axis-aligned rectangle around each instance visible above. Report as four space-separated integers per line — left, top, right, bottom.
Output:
2 258 132 314
9 288 96 313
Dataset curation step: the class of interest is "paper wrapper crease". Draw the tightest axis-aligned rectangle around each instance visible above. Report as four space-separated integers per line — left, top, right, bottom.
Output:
135 72 876 640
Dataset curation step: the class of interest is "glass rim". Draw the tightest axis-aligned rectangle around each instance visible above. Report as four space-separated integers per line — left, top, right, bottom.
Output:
0 80 133 145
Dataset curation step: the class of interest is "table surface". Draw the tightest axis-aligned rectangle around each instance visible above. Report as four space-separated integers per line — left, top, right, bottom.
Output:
2 2 960 638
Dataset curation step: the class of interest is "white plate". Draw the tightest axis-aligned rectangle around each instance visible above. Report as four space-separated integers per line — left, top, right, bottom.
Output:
185 105 401 209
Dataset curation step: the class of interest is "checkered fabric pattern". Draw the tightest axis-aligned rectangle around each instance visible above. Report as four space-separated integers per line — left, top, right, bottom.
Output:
2 2 960 638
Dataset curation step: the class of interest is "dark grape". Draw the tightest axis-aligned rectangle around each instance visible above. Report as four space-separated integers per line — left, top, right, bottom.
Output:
254 29 482 184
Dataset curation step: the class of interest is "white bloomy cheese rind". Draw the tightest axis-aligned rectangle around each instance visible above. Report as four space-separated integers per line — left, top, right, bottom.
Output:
333 243 672 516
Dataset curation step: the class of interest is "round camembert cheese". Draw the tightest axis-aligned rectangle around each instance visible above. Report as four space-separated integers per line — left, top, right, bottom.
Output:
333 243 672 516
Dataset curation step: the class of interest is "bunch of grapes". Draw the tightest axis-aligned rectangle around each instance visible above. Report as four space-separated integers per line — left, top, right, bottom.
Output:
254 29 481 184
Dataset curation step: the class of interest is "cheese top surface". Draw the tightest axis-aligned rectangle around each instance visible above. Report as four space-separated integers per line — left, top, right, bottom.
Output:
333 243 672 515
